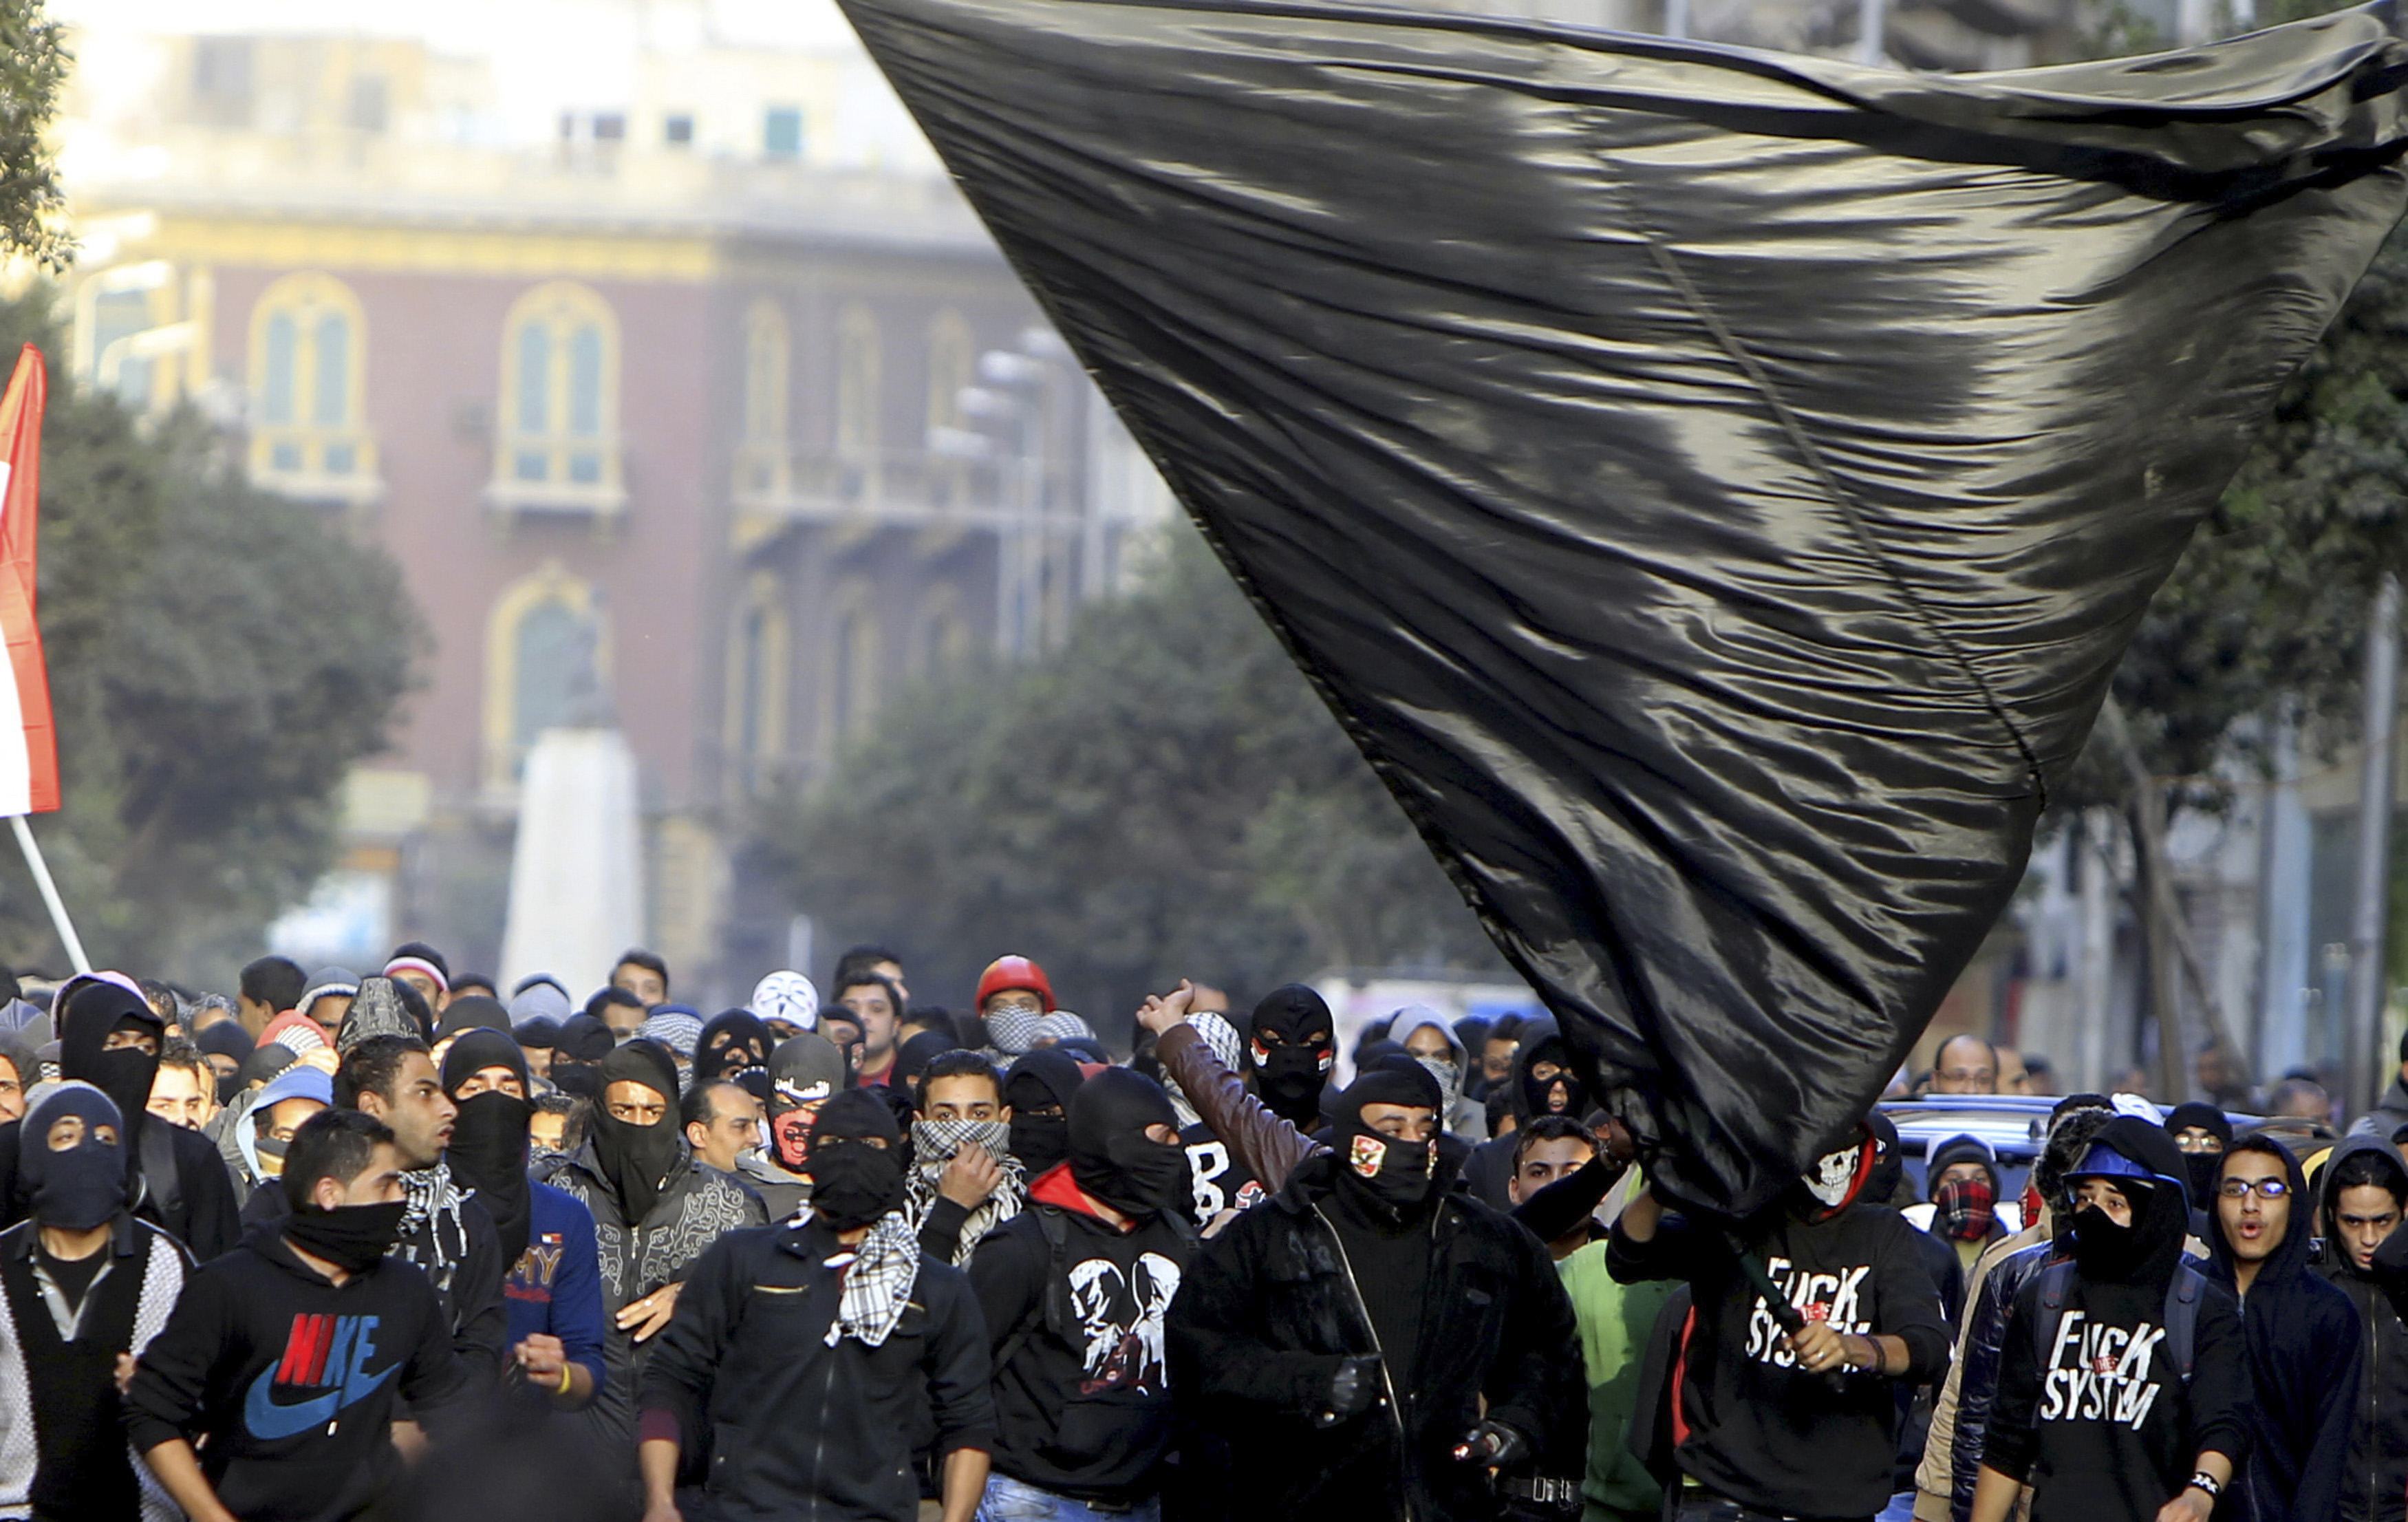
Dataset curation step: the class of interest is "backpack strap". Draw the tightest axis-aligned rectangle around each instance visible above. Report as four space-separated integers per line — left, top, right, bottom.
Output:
136 1119 182 1223
991 1205 1074 1378
2162 1264 2203 1383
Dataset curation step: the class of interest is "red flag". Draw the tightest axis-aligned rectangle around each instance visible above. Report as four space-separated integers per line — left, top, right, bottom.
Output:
0 346 58 815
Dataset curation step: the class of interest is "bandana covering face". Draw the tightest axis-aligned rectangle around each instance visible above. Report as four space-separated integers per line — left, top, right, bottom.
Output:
905 1118 1025 1265
1798 1135 1871 1217
1935 1174 1997 1243
984 1003 1045 1058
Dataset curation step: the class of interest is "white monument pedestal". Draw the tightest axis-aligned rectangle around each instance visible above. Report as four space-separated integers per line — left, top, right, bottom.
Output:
499 728 645 1000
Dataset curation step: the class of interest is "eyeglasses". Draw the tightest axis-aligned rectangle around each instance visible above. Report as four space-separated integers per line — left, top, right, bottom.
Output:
2218 1178 2290 1199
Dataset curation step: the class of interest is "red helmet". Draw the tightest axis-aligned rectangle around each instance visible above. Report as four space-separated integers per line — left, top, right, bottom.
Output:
976 955 1055 1012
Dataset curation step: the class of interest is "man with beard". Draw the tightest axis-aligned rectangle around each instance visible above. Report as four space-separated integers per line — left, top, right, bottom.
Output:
969 1068 1190 1519
2313 1135 2408 1522
0 980 239 1261
749 1033 847 1220
906 1050 1024 1267
0 1083 189 1521
126 1109 468 1522
1610 1119 1952 1522
305 1035 509 1386
440 1029 603 1411
1972 1119 2250 1522
1168 1063 1583 1522
636 1091 994 1522
2207 1133 2357 1522
536 1039 764 1457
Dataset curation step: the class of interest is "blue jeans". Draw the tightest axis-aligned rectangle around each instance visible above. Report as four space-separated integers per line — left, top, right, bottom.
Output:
976 1473 1161 1522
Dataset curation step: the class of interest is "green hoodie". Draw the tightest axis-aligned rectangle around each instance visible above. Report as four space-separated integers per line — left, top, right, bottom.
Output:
1557 1236 1675 1520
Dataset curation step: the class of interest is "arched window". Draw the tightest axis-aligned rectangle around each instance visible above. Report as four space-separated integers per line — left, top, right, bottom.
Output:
247 272 375 491
926 310 973 434
835 304 881 500
738 299 790 500
483 566 607 787
724 573 789 795
495 281 623 506
827 584 880 750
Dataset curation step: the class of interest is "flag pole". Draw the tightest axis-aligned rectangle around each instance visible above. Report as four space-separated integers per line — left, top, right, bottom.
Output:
11 815 87 974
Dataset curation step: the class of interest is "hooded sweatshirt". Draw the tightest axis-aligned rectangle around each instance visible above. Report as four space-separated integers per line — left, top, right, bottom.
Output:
1386 1007 1487 1142
2314 1134 2408 1522
2204 1134 2360 1522
121 1228 468 1522
1607 1131 1952 1520
1462 1020 1586 1210
1983 1117 2253 1522
969 1078 1193 1508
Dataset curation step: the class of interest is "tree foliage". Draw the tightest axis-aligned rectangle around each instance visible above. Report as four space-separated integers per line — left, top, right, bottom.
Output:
0 292 422 978
762 527 1508 1032
0 0 70 272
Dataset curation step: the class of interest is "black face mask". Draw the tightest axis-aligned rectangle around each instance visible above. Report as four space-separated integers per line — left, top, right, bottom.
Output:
24 1094 131 1232
1249 985 1336 1126
591 1099 681 1225
448 1092 534 1266
286 1200 408 1276
2181 1152 2222 1214
1010 1113 1070 1175
1518 1044 1588 1120
1076 1132 1189 1220
806 1140 905 1230
1335 1127 1437 1224
2069 1203 2146 1280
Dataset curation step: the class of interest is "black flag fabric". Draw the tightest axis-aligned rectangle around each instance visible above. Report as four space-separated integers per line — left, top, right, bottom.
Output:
839 0 2408 1212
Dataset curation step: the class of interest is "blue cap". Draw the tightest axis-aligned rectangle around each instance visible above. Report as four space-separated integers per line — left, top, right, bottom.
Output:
2067 1140 2154 1183
255 1066 333 1111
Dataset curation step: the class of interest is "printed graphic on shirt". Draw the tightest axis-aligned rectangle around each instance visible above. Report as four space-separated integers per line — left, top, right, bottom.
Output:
507 1231 566 1305
1743 1256 1873 1368
1184 1141 1263 1223
244 1313 397 1439
1068 1252 1181 1395
2036 1311 2169 1430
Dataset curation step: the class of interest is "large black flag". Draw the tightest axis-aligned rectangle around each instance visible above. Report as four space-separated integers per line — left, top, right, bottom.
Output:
839 0 2408 1212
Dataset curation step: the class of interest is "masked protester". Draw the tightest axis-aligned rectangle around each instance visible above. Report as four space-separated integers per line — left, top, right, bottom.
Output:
751 1032 847 1220
1002 1047 1087 1181
1611 1118 1953 1522
1461 1019 1588 1209
905 1050 1026 1267
1170 1061 1584 1522
637 1090 996 1522
1923 1133 2007 1274
2168 1102 2233 1238
1393 1007 1487 1142
127 1108 471 1522
441 1029 604 1412
966 1067 1191 1519
976 955 1058 1060
0 1083 189 1521
694 1010 773 1102
2314 1135 2408 1522
1166 1011 1267 1226
549 1014 614 1100
1972 1118 2251 1522
1917 1096 2113 1522
1244 985 1336 1130
2204 1134 2358 1522
0 980 241 1262
535 1039 765 1463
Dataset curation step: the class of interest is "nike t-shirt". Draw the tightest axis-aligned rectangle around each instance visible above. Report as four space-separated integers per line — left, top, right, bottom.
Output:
123 1226 469 1522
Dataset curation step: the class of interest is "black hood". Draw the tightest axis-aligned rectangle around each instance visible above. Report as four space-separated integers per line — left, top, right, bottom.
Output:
2205 1131 2314 1291
57 980 162 1150
2065 1115 2191 1287
1510 1019 1587 1122
2318 1132 2408 1281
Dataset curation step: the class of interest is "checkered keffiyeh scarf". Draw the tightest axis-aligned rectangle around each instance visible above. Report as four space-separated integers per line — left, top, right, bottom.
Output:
808 1209 921 1349
904 1118 1025 1266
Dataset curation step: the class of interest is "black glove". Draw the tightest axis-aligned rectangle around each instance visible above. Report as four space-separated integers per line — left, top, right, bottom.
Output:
1313 1355 1382 1428
1453 1419 1530 1467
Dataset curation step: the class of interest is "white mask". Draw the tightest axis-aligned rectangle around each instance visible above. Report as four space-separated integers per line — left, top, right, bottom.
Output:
1803 1144 1860 1208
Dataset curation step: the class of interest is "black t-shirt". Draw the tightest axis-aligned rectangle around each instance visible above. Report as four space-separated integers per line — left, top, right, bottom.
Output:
36 1243 103 1312
1180 1120 1264 1226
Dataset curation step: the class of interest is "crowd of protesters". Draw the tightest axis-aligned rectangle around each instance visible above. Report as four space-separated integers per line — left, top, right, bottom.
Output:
0 945 2397 1521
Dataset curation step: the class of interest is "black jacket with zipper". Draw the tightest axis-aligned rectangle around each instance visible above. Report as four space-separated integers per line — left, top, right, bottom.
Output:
2315 1134 2408 1522
1165 1148 1584 1522
636 1214 995 1522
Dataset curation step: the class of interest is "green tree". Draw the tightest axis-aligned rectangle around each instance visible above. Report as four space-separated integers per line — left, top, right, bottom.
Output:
0 291 422 979
0 0 69 271
761 525 1507 1036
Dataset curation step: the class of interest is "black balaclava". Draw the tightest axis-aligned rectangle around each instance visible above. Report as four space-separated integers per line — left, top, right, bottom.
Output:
805 1089 906 1230
286 1193 407 1276
2166 1101 2233 1212
768 1032 848 1171
894 1028 958 1094
549 1013 615 1099
1247 985 1336 1127
22 1083 131 1230
196 1020 255 1104
58 982 163 1157
1004 1047 1087 1177
590 1040 682 1225
1067 1068 1185 1220
1514 1023 1589 1122
1332 1062 1446 1226
2065 1116 2191 1285
696 1009 773 1091
438 994 511 1039
442 1029 535 1265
